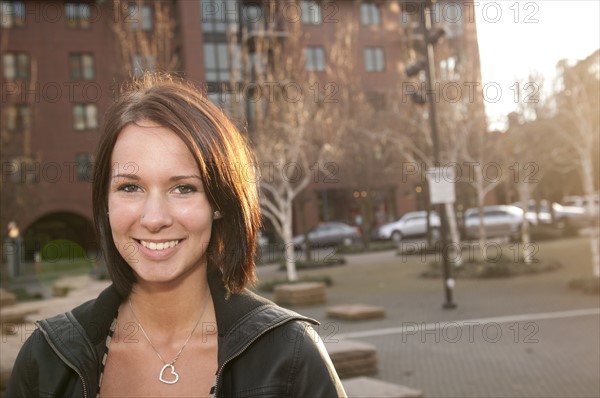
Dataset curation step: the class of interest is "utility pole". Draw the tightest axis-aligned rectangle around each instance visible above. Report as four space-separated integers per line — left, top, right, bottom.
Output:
408 0 457 309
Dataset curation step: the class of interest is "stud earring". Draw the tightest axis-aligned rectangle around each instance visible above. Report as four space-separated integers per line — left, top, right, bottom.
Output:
213 210 222 219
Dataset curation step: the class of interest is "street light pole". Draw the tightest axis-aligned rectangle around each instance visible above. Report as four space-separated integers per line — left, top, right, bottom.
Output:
419 0 456 309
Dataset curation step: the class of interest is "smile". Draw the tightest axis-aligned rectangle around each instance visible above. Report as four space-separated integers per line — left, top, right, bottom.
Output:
139 240 182 251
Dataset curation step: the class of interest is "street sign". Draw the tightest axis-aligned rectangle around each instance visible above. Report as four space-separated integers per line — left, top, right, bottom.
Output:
426 167 456 204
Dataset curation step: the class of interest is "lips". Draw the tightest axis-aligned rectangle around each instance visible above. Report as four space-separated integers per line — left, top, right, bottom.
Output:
138 239 182 251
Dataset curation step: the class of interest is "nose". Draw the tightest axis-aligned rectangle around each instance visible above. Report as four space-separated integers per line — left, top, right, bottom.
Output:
140 193 173 232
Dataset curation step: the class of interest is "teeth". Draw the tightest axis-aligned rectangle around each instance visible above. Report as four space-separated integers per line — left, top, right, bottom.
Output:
140 240 180 251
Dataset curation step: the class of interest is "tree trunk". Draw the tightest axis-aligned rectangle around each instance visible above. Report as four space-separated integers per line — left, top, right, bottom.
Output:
360 194 373 249
282 213 298 282
517 182 533 264
581 153 600 277
298 196 312 262
445 202 463 265
476 166 487 253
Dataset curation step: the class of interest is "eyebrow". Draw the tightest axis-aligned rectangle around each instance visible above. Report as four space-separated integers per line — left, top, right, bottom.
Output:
112 173 140 181
112 174 202 182
169 175 203 182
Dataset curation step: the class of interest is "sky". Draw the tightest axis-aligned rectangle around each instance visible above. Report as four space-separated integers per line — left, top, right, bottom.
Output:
473 0 600 130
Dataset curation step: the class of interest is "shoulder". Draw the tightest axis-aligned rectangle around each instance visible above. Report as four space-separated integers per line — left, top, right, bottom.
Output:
279 320 347 397
70 284 122 344
228 318 346 397
5 328 51 396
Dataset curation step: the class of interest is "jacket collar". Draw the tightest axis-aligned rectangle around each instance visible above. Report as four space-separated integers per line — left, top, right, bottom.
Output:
64 266 274 346
66 265 315 346
41 266 316 378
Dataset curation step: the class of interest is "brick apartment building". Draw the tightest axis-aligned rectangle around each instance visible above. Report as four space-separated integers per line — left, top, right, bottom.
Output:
1 0 485 258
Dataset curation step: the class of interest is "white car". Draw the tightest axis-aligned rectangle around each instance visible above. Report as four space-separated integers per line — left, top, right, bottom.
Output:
464 205 536 240
562 194 599 216
377 211 440 241
513 200 589 231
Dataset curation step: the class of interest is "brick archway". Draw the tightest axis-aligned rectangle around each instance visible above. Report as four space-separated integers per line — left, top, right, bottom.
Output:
22 212 96 262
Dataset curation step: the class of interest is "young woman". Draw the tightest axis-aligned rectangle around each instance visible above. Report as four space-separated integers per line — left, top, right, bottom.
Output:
7 74 346 397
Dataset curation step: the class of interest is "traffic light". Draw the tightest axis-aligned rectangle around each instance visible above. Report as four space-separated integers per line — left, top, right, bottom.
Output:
405 27 445 105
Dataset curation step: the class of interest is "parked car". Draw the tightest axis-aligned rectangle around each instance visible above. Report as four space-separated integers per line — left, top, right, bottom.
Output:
512 200 589 233
463 205 534 240
292 222 361 249
512 200 552 224
376 211 441 241
562 193 599 216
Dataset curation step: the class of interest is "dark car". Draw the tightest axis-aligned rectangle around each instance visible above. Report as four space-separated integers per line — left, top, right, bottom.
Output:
292 222 361 249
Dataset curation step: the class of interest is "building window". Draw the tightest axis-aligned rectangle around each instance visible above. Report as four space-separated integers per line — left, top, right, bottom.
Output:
0 1 25 28
364 47 384 72
304 46 325 72
65 3 91 29
203 42 240 82
76 153 94 182
2 104 31 131
301 0 321 24
2 52 29 80
440 56 458 81
73 104 98 130
128 3 153 31
5 157 37 184
208 92 246 121
69 53 95 80
360 2 380 26
201 0 237 33
132 54 155 77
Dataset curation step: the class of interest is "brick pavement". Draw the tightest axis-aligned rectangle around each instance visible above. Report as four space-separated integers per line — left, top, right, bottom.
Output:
256 236 600 397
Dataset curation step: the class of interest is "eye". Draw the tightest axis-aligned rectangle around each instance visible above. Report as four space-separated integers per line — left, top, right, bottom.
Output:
174 184 197 194
117 183 141 193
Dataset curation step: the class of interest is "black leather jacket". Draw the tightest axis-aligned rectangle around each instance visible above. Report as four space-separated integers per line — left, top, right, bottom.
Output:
6 268 347 397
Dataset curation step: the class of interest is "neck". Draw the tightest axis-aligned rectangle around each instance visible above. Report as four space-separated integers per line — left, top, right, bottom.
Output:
128 266 214 339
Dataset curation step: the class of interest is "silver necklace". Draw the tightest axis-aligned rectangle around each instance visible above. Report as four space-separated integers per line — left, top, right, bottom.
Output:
128 291 210 385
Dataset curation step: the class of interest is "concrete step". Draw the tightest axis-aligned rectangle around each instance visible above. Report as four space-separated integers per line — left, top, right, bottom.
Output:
273 282 326 306
0 289 16 308
327 304 386 321
325 340 378 379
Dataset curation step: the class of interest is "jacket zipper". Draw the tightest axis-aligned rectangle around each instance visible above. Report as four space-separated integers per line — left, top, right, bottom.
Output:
213 317 308 397
37 322 89 398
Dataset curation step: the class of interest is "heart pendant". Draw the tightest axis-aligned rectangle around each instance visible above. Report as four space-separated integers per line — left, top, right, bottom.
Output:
159 364 180 384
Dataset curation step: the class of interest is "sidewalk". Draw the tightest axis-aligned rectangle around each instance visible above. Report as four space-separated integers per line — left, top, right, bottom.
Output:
256 236 600 397
1 236 599 397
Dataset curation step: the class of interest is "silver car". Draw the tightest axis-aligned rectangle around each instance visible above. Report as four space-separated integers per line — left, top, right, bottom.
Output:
377 211 441 241
513 200 589 232
464 205 534 240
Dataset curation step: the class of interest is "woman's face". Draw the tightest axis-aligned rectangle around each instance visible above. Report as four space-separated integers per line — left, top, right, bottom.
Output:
108 121 215 285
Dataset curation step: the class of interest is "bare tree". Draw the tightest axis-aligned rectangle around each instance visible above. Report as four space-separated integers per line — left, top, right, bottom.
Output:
378 37 488 259
550 52 600 277
503 73 572 263
111 0 178 78
460 122 504 250
233 4 344 282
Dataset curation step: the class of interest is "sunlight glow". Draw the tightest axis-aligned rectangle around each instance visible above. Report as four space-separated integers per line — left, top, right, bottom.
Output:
474 1 600 130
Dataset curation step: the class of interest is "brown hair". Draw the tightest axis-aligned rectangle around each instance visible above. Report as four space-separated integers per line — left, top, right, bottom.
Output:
93 73 261 296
